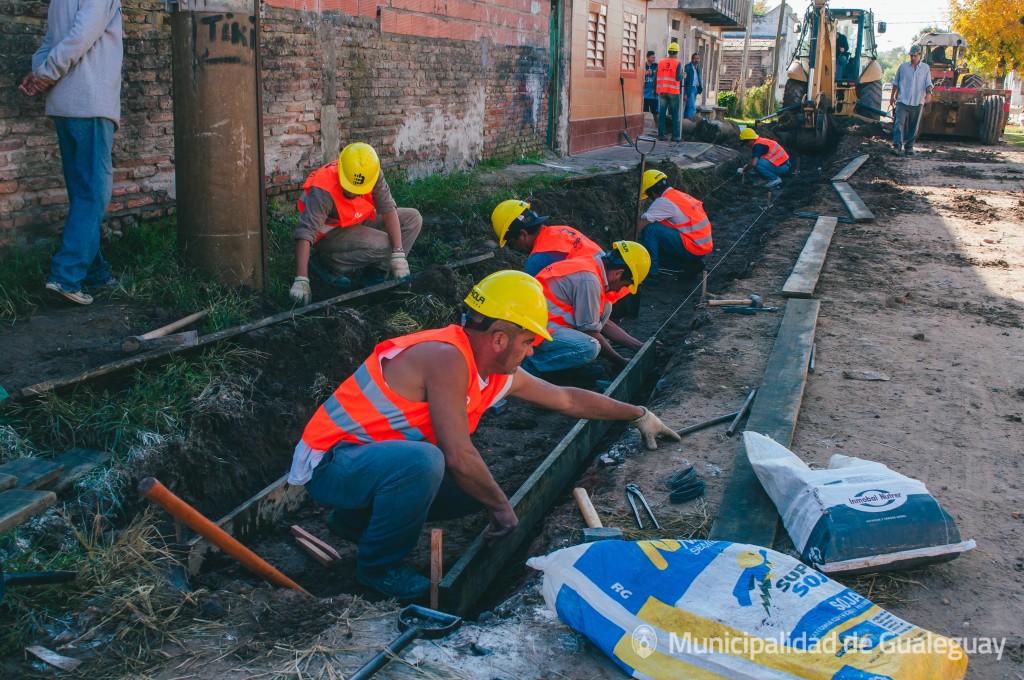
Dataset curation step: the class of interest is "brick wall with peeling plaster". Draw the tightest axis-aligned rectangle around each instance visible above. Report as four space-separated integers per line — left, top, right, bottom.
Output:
0 0 549 246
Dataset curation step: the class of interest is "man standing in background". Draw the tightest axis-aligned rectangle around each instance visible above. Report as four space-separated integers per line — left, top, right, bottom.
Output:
20 0 124 306
683 52 703 119
656 43 683 142
643 51 659 130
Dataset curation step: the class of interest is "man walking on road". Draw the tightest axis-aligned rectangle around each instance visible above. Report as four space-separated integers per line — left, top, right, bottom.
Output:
287 270 680 600
890 45 933 156
656 43 683 142
683 52 703 119
643 51 659 130
20 0 123 306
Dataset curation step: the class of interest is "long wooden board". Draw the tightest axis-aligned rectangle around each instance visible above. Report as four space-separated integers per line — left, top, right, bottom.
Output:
709 299 820 546
14 254 494 400
831 154 869 182
439 339 656 616
0 490 57 533
52 448 111 494
0 474 15 492
832 181 874 222
0 458 65 490
782 216 838 298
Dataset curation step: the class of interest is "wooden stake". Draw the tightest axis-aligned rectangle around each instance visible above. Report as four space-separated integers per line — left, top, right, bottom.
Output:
431 528 443 610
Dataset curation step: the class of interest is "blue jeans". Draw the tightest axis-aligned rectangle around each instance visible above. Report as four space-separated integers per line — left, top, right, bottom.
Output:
640 223 705 279
683 88 699 119
754 158 790 181
305 440 483 573
48 117 115 291
893 102 923 151
521 325 600 374
658 93 681 140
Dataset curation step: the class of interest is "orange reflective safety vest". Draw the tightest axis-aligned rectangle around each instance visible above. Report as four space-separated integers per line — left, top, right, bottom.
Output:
536 255 616 331
531 225 603 260
656 58 681 94
297 161 377 242
300 325 511 451
754 137 790 167
660 188 714 257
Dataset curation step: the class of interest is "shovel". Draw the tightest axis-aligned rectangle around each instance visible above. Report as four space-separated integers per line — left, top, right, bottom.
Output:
348 604 462 680
0 561 76 604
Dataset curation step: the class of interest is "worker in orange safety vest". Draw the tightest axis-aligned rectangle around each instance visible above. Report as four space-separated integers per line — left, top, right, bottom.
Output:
656 42 684 142
636 169 713 284
286 270 680 601
490 199 604 276
737 128 791 189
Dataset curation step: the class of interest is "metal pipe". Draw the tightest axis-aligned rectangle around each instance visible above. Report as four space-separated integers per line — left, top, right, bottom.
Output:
138 477 310 596
726 388 758 437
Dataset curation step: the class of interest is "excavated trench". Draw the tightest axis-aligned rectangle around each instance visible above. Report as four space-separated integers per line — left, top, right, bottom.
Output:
133 148 834 608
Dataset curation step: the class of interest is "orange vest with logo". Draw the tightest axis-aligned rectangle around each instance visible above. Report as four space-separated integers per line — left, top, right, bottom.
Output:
661 188 713 257
755 137 790 166
298 162 377 242
656 58 681 94
535 255 616 330
531 225 603 261
300 325 511 451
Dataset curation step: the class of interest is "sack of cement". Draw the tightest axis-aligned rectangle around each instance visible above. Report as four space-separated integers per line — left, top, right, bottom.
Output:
527 540 968 679
745 431 975 575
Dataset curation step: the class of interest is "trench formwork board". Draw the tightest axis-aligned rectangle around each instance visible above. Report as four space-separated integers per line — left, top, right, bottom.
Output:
0 490 57 534
782 216 838 298
187 474 308 574
0 474 15 493
0 458 65 490
709 298 820 546
15 253 495 400
832 181 874 221
831 154 869 182
51 448 111 494
439 339 656 616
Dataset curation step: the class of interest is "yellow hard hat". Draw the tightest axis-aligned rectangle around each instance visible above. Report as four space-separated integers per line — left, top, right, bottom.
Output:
641 169 668 199
612 241 651 294
337 142 380 195
668 42 680 53
739 127 758 141
464 270 553 341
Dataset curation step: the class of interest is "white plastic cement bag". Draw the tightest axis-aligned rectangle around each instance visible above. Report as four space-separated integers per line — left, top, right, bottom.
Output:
744 431 975 574
527 540 968 679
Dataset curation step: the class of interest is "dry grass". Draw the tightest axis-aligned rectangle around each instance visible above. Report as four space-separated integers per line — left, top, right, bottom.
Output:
837 570 927 608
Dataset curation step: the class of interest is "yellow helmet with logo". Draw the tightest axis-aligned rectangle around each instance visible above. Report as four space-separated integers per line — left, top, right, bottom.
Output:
337 142 380 195
464 270 553 341
668 42 680 53
641 169 668 199
612 241 651 294
739 127 758 141
490 199 543 247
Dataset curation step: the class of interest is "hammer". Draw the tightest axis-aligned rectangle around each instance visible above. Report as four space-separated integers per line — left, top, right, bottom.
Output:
573 488 623 542
708 294 762 308
121 310 208 354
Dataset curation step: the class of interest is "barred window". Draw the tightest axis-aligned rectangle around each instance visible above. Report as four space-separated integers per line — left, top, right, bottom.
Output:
587 3 607 70
621 12 639 73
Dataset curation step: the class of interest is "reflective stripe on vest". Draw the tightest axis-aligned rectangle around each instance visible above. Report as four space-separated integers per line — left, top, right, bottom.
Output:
298 162 377 242
661 188 713 257
300 325 510 451
756 137 790 167
535 254 614 330
531 225 603 260
656 58 681 94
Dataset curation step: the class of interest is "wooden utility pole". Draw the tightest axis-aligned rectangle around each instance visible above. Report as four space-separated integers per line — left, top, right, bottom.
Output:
737 0 757 112
770 2 788 113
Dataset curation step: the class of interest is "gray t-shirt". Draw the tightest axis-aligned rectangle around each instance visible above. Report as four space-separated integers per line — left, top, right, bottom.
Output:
295 173 399 243
32 0 123 124
545 258 612 331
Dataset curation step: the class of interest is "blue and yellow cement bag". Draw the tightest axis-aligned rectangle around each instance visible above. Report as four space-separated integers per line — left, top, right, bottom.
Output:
527 540 967 679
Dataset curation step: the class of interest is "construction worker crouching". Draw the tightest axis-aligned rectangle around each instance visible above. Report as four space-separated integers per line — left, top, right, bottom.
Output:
637 170 712 284
738 128 790 189
522 241 652 377
290 142 422 305
491 199 604 276
286 270 680 601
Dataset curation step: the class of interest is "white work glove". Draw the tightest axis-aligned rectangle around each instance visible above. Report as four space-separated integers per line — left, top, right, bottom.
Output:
389 250 411 279
290 276 311 306
631 407 682 450
736 167 746 175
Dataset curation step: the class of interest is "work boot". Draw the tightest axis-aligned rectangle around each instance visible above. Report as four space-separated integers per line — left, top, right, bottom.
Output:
765 178 782 189
360 265 388 287
357 564 430 601
904 148 917 156
45 282 93 306
308 254 353 290
890 146 902 156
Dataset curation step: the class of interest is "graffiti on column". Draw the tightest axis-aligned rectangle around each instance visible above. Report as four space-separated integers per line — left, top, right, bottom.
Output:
194 13 256 66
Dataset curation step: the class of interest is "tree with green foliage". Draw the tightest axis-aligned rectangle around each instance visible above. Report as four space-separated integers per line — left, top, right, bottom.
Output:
950 0 1024 76
752 0 769 17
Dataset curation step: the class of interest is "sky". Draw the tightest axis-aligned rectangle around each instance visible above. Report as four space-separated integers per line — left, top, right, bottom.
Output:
766 0 954 52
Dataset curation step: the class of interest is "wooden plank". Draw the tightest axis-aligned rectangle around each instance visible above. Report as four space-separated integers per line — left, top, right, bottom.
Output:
187 474 308 574
782 216 838 298
15 254 495 400
51 448 112 494
0 490 57 533
832 181 874 222
439 339 656 616
0 474 15 493
831 154 869 182
709 299 820 547
0 458 64 490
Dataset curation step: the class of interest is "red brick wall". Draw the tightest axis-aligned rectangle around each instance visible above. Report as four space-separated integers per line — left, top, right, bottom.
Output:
0 0 549 245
